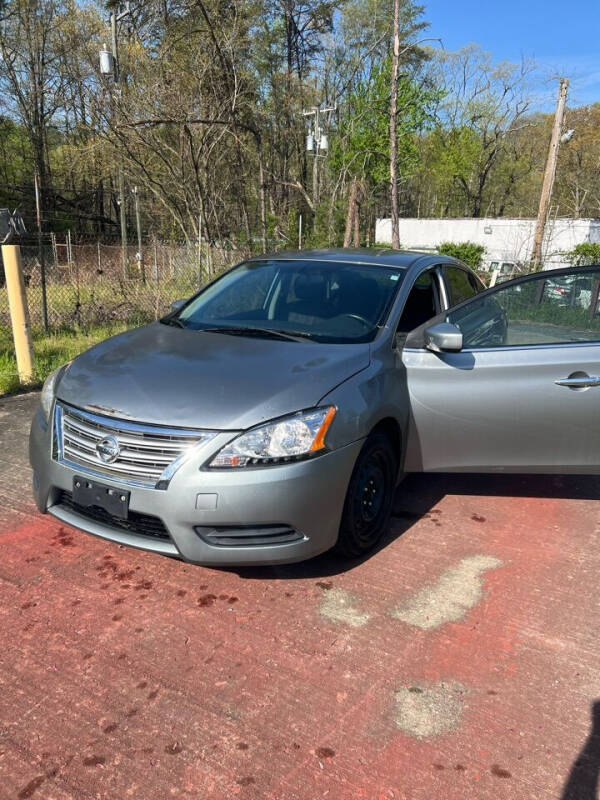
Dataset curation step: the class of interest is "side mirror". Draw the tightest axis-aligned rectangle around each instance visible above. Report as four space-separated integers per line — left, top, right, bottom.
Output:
170 299 186 313
424 322 463 353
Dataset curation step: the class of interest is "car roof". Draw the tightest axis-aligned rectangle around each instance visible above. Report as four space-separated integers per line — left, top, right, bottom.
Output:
246 248 427 269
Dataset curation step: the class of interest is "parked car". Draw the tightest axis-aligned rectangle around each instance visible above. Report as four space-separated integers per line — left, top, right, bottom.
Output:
545 276 574 304
29 251 600 565
545 275 595 310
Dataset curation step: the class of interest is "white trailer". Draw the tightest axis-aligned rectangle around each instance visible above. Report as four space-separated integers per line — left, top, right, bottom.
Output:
375 217 600 271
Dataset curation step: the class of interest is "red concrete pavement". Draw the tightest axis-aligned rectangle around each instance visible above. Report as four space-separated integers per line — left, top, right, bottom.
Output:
1 392 599 799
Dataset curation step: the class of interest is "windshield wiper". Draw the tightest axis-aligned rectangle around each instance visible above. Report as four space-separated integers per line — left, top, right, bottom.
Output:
160 316 186 328
267 328 317 342
199 326 315 343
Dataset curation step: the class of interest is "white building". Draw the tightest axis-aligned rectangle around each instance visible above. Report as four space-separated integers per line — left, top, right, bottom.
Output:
375 217 600 271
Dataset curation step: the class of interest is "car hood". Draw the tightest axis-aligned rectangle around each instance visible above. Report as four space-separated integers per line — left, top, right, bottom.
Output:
57 322 370 430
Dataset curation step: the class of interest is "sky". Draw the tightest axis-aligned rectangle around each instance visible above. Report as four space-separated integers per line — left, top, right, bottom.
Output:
423 0 600 110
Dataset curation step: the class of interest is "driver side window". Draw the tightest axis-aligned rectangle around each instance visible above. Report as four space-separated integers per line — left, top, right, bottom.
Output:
447 269 600 348
396 270 439 335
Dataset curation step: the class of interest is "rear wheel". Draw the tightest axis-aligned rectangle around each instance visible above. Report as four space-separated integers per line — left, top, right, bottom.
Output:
335 432 398 558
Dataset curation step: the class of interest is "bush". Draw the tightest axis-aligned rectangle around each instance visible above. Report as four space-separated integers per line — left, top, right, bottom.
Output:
438 241 486 270
565 243 600 266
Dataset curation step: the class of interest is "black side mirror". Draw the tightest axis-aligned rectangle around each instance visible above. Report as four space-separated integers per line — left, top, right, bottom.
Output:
424 322 463 353
171 299 186 313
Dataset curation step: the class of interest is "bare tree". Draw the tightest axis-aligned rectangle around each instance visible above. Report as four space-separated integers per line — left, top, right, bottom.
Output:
429 46 534 217
0 0 68 220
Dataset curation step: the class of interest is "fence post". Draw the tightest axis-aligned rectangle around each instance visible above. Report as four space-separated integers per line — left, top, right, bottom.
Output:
2 244 35 384
152 236 159 282
51 232 59 270
66 229 73 279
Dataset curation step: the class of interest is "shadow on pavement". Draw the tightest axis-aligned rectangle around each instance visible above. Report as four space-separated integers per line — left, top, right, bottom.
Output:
562 700 600 800
233 472 600 581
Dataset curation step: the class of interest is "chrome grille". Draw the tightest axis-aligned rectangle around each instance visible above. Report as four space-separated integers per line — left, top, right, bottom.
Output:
55 403 216 488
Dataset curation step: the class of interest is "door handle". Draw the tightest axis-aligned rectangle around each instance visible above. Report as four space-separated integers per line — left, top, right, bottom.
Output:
555 375 600 388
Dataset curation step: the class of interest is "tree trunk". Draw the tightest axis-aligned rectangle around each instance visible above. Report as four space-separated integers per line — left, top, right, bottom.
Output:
343 179 358 247
389 0 400 249
343 179 363 247
352 182 362 248
258 146 267 253
234 141 252 245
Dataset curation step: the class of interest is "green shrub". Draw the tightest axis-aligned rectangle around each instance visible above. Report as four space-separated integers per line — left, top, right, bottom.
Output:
438 241 486 270
565 243 600 266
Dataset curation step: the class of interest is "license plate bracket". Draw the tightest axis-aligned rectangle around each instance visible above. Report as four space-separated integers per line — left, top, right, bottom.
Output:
73 477 130 519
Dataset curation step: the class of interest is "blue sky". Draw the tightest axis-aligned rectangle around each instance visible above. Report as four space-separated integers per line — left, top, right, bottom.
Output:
423 0 600 109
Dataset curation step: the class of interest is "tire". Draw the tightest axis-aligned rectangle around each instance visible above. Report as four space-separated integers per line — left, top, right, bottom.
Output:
335 431 398 559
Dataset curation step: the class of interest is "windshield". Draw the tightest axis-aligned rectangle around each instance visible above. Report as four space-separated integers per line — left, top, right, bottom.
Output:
170 259 405 343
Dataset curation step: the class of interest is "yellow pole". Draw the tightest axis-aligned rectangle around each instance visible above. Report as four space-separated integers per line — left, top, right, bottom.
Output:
2 244 35 384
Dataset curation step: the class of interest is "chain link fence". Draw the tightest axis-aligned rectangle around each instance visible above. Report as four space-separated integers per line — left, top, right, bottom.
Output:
0 237 248 335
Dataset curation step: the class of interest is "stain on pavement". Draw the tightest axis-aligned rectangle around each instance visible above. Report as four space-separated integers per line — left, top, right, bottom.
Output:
389 554 503 630
394 682 468 738
319 587 371 628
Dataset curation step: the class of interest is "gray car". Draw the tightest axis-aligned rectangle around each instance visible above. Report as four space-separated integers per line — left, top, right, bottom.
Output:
29 250 600 565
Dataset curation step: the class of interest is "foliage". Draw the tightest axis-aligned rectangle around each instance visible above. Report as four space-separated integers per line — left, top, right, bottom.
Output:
410 47 535 218
0 0 598 253
555 104 600 217
330 58 438 186
438 241 486 269
564 243 600 266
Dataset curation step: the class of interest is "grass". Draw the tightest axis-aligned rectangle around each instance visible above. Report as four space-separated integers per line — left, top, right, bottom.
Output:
0 251 238 396
0 323 130 396
0 274 199 396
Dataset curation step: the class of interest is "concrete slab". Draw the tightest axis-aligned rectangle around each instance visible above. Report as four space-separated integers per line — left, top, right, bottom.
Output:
1 392 599 799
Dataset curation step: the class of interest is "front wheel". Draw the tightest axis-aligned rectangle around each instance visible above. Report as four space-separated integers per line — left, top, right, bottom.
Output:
335 432 398 558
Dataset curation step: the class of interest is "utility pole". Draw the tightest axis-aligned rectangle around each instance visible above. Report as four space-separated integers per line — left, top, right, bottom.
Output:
532 77 569 267
311 106 321 206
101 4 131 275
117 169 128 275
132 186 145 283
303 104 335 213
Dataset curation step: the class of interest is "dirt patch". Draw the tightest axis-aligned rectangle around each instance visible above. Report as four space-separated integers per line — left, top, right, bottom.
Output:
389 555 503 630
394 682 468 738
319 588 370 628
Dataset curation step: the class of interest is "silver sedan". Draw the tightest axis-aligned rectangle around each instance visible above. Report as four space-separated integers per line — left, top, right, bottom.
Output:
29 250 600 565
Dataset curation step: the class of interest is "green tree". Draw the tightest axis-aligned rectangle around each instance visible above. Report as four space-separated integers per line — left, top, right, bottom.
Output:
330 57 438 244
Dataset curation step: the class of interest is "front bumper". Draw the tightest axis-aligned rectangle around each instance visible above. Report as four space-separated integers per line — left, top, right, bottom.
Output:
29 405 363 566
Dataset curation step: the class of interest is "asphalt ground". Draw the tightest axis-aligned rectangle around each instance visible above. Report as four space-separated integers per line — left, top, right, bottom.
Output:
1 391 599 799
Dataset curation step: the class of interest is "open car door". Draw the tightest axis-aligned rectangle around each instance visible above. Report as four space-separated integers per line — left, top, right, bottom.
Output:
401 266 600 474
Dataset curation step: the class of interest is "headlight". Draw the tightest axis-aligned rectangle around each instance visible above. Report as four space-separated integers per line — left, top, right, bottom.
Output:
208 407 337 468
40 363 71 421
